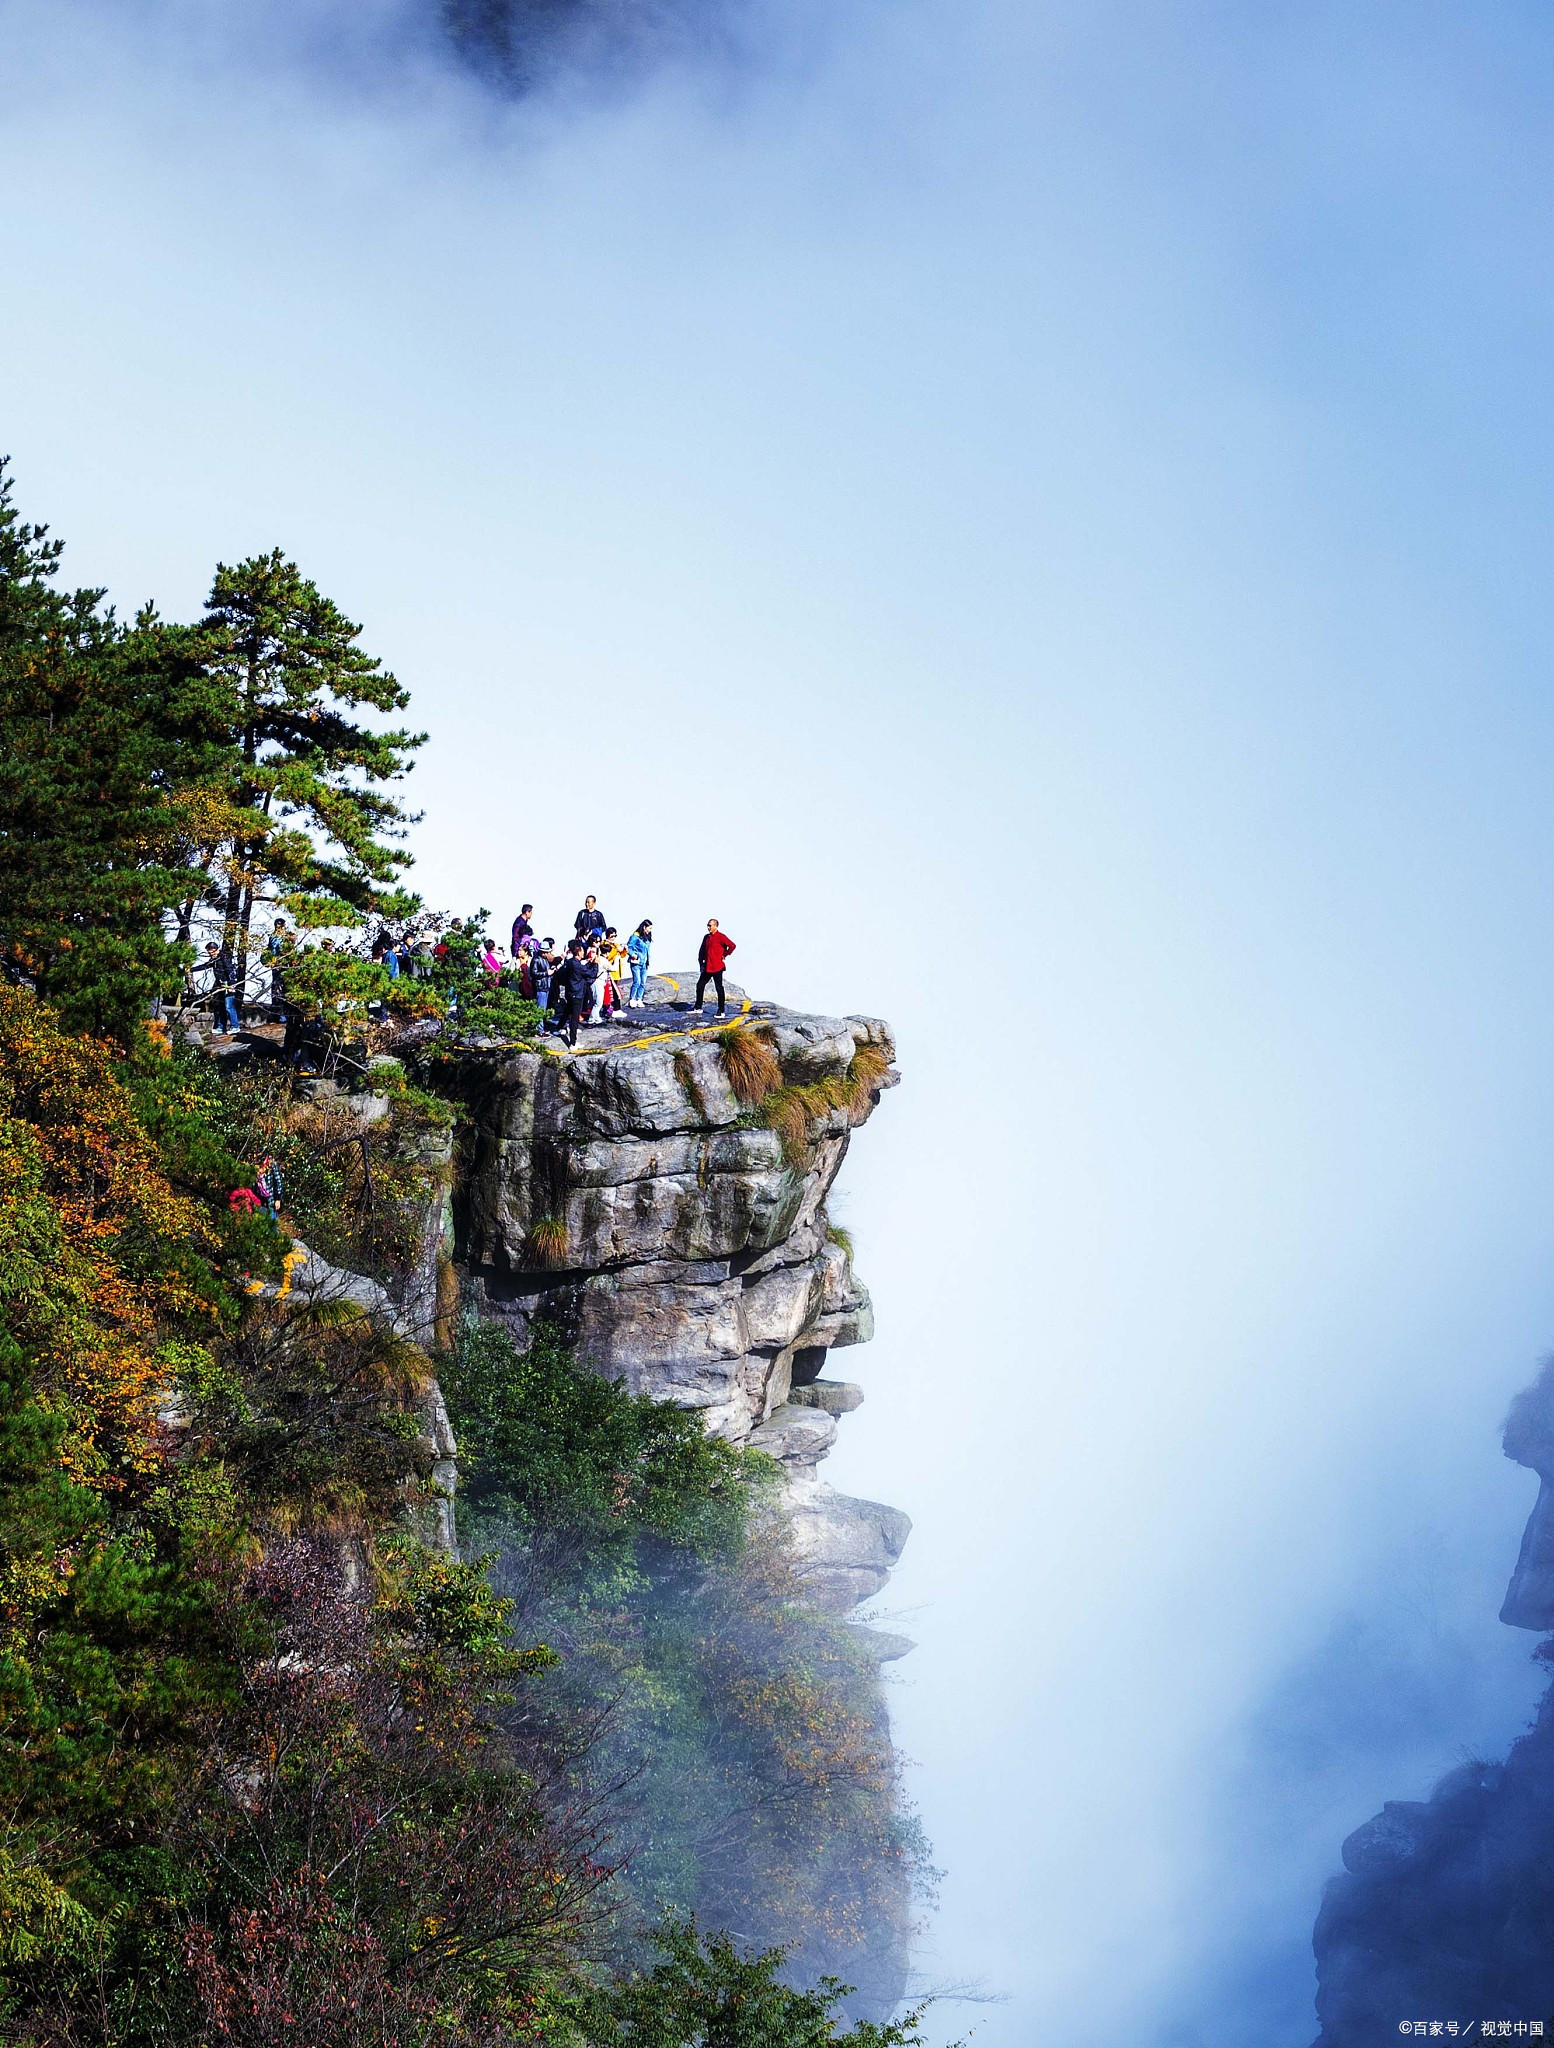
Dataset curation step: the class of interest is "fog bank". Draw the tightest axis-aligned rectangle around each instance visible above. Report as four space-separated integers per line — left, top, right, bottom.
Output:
7 1 1554 2037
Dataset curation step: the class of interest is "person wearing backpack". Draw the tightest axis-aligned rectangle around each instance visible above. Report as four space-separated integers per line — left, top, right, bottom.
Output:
694 920 736 1017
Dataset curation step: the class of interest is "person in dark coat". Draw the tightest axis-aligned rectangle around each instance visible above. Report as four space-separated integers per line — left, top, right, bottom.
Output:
205 940 242 1034
554 941 597 1048
265 919 292 1004
511 904 534 953
573 895 606 944
694 920 737 1017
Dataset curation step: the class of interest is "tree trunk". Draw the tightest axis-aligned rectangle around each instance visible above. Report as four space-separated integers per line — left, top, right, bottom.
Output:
221 852 243 948
237 882 256 1003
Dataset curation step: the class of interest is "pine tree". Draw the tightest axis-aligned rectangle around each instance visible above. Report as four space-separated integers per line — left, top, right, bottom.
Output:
199 552 425 975
0 463 233 1037
0 468 427 1038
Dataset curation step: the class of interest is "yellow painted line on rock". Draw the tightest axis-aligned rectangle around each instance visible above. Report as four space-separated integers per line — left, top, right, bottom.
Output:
560 974 753 1057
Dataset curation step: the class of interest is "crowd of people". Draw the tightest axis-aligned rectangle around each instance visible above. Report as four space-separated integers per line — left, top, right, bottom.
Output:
192 898 740 1052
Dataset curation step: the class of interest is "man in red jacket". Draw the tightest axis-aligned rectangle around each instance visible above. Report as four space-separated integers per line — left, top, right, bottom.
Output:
694 919 737 1017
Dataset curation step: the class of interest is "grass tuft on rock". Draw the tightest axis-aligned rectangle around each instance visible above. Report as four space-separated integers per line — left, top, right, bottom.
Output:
847 1041 892 1098
758 1046 893 1167
716 1025 783 1105
525 1214 569 1268
758 1087 813 1167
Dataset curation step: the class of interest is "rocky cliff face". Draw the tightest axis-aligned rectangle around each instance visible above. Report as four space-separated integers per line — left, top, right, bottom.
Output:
445 1002 910 1617
1311 1361 1554 2040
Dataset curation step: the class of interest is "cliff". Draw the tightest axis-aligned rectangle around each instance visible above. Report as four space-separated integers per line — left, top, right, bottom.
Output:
441 991 911 1618
1310 1363 1554 2039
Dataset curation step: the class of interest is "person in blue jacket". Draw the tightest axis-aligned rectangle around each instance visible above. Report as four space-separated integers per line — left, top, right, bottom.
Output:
625 920 653 1009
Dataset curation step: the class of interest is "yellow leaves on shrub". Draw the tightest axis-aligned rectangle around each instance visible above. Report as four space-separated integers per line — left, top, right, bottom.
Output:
0 988 216 1489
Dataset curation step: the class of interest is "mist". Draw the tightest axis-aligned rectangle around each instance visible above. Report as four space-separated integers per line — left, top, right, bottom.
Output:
7 0 1554 2038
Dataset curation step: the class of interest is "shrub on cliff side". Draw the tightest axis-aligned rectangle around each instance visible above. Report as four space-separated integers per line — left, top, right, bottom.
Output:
563 1534 927 2011
0 997 609 2046
443 1320 763 1574
427 911 543 1045
441 1320 929 2016
174 1536 598 2048
564 1917 940 2047
0 988 225 1489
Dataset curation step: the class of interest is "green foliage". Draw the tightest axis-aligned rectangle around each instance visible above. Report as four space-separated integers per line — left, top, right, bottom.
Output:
427 912 543 1044
372 1532 555 1673
0 462 427 1040
0 466 928 2044
201 548 425 960
285 942 393 1024
443 1320 763 1572
442 1323 926 2008
565 1918 939 2047
0 463 228 1037
0 1327 244 2033
283 1070 454 1289
560 1544 926 2002
460 978 544 1042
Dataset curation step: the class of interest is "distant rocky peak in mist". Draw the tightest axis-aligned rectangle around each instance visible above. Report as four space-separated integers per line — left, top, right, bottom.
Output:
440 0 738 92
1310 1362 1554 2041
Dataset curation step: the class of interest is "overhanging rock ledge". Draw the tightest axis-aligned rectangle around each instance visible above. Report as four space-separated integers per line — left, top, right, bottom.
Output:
443 997 909 1616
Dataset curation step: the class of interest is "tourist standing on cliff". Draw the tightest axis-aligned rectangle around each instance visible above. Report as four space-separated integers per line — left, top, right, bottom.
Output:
694 919 736 1016
205 940 241 1034
265 919 292 1004
511 904 534 954
574 895 606 944
599 927 626 1019
530 940 555 1021
626 920 652 1008
555 940 596 1048
580 940 604 1026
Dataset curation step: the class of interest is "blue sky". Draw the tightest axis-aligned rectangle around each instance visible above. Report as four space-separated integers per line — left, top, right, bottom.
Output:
7 2 1554 2037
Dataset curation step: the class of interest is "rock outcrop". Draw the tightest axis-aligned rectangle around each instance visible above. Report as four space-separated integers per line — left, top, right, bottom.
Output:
446 997 910 1614
285 1241 460 1554
237 995 911 1613
1500 1363 1554 1629
1310 1360 1554 2039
